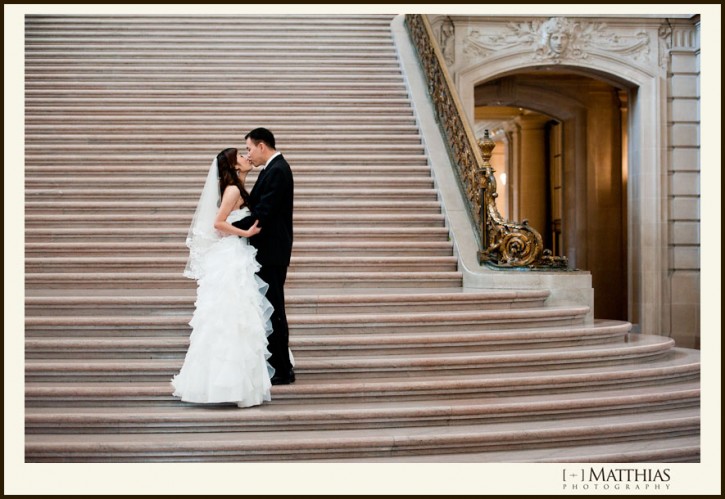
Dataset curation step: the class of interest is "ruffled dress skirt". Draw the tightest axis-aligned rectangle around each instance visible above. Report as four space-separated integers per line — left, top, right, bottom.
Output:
171 234 274 407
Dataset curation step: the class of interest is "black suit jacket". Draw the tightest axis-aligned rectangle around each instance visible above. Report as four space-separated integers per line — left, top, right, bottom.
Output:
233 154 294 267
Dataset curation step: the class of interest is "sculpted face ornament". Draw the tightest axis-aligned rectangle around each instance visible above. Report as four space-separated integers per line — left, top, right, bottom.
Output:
538 17 576 61
548 31 570 54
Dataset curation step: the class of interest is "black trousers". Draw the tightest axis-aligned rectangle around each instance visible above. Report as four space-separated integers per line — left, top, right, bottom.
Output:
257 264 292 374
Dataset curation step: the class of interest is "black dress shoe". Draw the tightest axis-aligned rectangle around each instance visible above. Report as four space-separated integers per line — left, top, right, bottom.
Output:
271 369 295 385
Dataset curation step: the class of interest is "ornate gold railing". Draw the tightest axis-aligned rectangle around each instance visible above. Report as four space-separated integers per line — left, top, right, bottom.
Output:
405 14 568 269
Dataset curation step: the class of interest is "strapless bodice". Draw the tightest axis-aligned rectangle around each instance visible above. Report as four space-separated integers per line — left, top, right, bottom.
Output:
226 206 251 224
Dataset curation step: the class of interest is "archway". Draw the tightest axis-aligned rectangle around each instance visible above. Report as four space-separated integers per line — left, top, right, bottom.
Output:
451 16 672 334
473 71 629 321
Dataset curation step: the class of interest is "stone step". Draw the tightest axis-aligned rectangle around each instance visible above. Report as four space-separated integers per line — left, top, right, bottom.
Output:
27 29 397 37
26 81 409 92
24 240 453 258
24 334 673 382
26 199 440 215
25 187 438 203
25 123 421 134
24 381 700 434
25 54 402 64
25 226 450 243
25 175 433 190
25 44 399 55
24 270 464 290
24 348 700 406
25 156 429 168
24 306 588 337
25 26 395 36
25 38 398 49
25 213 446 229
25 153 429 166
24 320 629 359
27 95 411 106
26 132 422 145
25 13 395 22
27 150 425 163
25 105 413 117
25 290 548 316
27 77 407 90
23 407 699 462
25 160 430 178
25 69 406 81
26 116 420 128
25 31 396 39
306 434 702 463
25 255 459 273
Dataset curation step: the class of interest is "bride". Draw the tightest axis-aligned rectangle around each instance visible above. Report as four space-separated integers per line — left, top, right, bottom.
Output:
171 148 275 407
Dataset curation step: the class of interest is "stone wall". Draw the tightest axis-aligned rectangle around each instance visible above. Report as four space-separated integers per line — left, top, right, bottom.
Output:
666 19 701 348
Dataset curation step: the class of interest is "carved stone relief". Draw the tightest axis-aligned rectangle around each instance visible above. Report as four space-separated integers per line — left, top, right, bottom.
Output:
463 17 651 65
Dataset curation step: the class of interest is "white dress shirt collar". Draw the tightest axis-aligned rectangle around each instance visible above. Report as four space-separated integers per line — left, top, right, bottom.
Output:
262 151 281 170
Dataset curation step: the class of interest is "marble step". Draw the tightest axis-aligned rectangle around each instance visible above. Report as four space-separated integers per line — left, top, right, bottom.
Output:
25 199 440 216
26 108 413 120
24 270 464 290
23 407 700 462
25 306 588 337
26 81 409 92
25 215 445 230
24 240 453 258
26 132 422 145
26 118 420 131
26 138 424 151
25 153 429 166
26 75 404 88
24 348 700 406
25 175 433 190
25 30 395 41
25 14 396 24
23 334 675 382
26 37 396 48
24 321 629 359
25 86 409 99
25 213 446 229
25 226 450 243
25 290 549 316
25 68 406 80
303 434 702 463
25 255 458 273
25 123 421 135
24 381 700 434
24 25 397 37
24 161 430 175
26 96 412 109
24 45 401 55
25 187 438 202
25 45 399 56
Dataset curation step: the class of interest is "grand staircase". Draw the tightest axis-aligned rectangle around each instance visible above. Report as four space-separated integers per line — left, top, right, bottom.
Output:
24 14 700 462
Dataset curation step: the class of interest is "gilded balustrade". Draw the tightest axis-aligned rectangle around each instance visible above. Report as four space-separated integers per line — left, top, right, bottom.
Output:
405 14 568 269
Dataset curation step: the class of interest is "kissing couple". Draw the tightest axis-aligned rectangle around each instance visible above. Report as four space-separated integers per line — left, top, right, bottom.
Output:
171 127 295 408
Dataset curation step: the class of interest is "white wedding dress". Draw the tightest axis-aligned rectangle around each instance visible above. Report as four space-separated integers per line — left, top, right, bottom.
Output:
171 207 274 407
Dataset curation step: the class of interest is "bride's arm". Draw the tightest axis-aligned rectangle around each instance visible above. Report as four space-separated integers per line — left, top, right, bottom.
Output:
214 186 261 238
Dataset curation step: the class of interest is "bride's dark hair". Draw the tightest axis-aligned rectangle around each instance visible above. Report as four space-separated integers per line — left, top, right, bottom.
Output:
216 148 251 207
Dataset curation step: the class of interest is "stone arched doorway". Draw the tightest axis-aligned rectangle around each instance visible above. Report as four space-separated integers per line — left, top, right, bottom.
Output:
451 18 669 335
472 70 630 321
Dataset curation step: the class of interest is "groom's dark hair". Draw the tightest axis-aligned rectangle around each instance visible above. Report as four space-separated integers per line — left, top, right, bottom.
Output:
246 128 276 150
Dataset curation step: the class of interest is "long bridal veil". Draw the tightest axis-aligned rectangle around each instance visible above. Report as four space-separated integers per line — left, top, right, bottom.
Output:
184 158 222 279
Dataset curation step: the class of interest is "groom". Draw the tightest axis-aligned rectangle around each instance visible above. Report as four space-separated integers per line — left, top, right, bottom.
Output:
233 128 295 385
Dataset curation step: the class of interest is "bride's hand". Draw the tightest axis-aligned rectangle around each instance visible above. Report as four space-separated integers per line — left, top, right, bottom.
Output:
246 220 261 237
